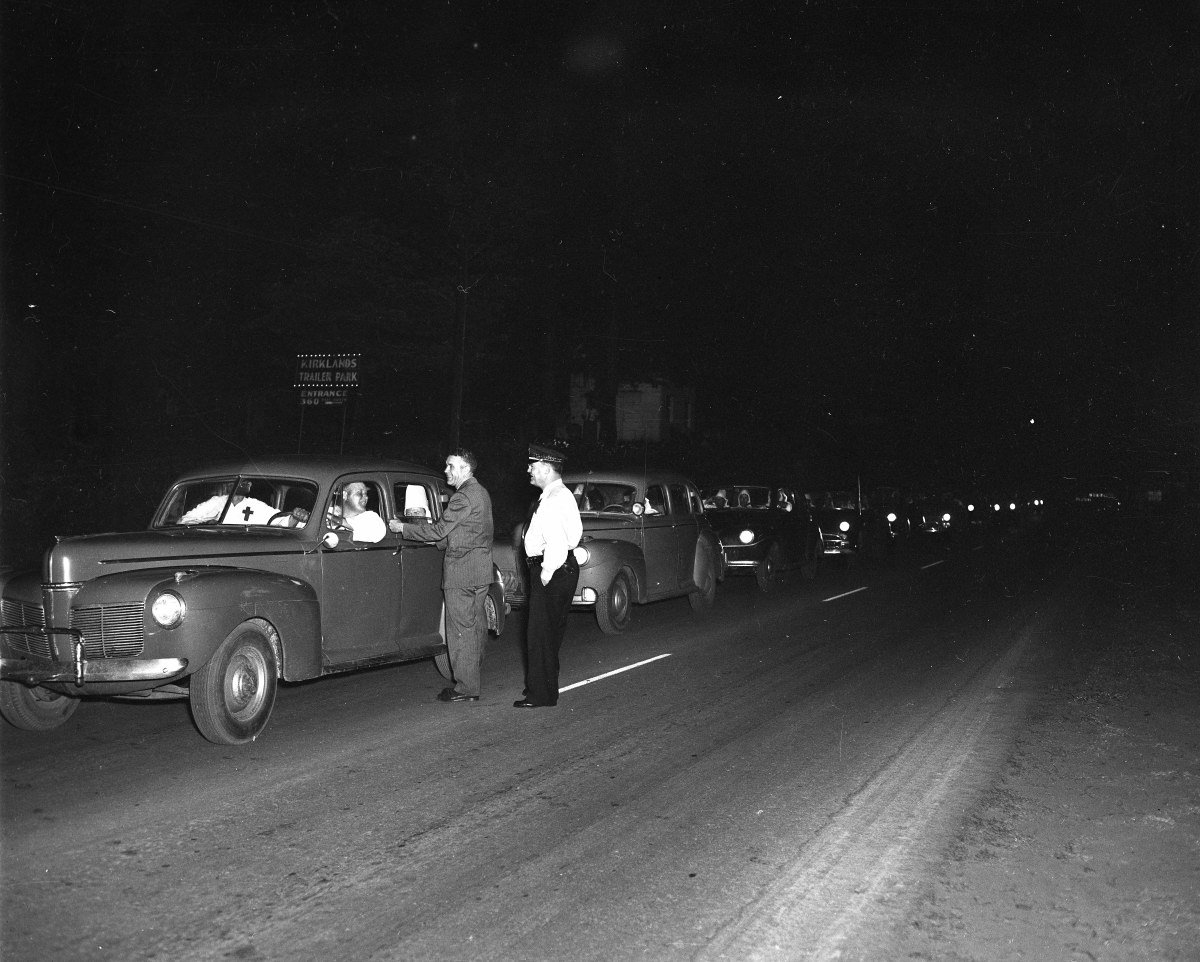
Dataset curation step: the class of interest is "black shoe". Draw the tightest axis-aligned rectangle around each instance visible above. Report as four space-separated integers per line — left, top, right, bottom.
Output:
513 699 555 708
438 688 479 703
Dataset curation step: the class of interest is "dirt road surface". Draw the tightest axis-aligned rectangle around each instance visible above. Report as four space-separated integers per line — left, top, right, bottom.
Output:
2 513 1197 961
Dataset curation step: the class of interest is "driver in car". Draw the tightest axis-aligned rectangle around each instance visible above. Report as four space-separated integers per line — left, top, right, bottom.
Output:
329 481 386 543
180 481 309 526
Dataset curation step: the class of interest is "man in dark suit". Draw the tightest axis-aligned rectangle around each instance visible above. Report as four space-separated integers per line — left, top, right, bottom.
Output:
389 449 494 702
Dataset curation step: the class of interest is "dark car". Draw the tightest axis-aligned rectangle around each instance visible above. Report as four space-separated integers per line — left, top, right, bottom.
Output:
908 492 970 542
808 489 867 557
701 484 822 590
494 469 724 634
0 457 507 744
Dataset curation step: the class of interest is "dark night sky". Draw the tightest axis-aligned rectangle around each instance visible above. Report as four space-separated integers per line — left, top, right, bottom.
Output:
2 1 1197 542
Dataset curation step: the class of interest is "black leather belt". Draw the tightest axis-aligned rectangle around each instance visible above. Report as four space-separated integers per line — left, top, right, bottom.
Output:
526 555 543 566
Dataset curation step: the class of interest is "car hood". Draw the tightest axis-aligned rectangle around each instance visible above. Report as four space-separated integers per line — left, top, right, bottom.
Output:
41 528 306 585
706 508 784 530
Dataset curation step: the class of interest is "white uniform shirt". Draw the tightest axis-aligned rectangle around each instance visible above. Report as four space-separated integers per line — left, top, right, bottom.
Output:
524 477 583 585
344 510 386 543
181 494 286 525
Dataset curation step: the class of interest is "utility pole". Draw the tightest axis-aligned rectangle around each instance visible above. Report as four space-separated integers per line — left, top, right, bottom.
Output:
449 284 468 450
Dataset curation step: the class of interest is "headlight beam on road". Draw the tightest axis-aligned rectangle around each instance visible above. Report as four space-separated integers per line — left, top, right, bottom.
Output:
559 654 673 694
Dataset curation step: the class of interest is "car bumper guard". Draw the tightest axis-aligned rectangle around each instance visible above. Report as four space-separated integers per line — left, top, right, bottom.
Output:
0 626 187 687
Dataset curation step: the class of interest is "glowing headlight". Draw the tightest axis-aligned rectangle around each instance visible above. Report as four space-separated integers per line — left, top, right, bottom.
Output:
967 503 976 512
572 545 590 566
1008 502 1016 511
941 512 951 523
839 520 850 532
151 590 185 629
738 529 755 544
886 512 897 523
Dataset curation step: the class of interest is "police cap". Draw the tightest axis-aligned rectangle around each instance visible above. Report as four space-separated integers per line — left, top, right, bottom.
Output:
527 443 567 467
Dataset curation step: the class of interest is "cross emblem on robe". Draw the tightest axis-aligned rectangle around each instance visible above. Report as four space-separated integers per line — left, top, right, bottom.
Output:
242 504 254 521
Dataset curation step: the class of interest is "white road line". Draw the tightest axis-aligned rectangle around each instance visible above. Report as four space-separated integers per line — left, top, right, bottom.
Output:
559 653 673 694
822 586 868 603
920 559 946 570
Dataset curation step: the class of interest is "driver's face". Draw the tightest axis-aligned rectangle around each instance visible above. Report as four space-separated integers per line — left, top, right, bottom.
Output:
343 484 368 512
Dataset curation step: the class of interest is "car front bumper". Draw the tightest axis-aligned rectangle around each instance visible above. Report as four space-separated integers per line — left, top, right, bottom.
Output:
1 626 188 687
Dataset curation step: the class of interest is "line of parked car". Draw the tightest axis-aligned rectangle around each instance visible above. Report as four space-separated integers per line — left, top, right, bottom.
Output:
0 453 1047 745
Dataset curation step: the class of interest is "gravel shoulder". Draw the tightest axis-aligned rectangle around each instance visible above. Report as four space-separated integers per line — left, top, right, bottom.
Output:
878 517 1200 961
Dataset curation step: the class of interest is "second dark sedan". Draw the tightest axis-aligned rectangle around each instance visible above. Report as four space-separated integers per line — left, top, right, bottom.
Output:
702 485 822 590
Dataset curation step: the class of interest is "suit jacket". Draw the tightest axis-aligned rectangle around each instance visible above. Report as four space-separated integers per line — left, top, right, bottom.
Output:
402 476 494 589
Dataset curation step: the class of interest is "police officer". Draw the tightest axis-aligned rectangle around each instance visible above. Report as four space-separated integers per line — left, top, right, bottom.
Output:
514 443 582 708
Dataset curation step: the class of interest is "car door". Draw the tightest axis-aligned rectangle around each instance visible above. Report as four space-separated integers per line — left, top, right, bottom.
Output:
390 475 446 651
667 482 702 589
318 474 405 664
639 482 680 597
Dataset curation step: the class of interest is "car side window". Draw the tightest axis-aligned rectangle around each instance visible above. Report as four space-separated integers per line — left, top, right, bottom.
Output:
667 484 690 517
394 482 434 522
688 485 704 515
645 484 666 515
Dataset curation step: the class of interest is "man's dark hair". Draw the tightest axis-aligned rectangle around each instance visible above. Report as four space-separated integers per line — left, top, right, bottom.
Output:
451 448 478 473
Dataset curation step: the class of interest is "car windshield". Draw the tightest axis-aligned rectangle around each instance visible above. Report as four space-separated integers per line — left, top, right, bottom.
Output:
817 491 860 511
155 476 319 527
704 486 772 509
569 481 639 513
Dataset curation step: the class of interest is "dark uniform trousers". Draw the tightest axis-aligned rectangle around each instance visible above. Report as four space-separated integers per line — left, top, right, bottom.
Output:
524 552 580 706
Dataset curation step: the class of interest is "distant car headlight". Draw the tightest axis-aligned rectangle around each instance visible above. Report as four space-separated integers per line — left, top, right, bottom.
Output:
151 590 185 629
886 512 897 523
572 545 590 566
941 512 951 523
1008 502 1016 511
738 529 755 544
967 503 976 512
839 520 850 532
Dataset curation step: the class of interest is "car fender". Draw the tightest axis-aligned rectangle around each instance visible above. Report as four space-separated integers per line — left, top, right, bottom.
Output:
577 538 647 603
77 566 322 682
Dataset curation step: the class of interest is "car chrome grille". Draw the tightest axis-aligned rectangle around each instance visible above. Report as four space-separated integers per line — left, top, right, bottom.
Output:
70 605 145 658
1 599 51 658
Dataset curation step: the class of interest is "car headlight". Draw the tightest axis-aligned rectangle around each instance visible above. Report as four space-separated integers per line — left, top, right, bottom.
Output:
886 512 897 523
941 512 951 523
738 529 755 544
839 520 850 532
151 590 185 629
572 545 590 566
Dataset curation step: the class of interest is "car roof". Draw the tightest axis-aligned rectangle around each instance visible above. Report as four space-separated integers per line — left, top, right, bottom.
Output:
170 456 440 485
562 469 698 487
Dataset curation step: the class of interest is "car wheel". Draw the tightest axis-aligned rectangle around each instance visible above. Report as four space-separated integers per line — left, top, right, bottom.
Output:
190 621 279 745
595 570 633 634
485 585 504 636
756 543 783 592
688 549 717 611
0 681 80 731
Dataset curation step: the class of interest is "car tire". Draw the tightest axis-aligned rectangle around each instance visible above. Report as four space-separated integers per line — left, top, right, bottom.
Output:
485 586 502 636
595 570 633 634
0 681 80 731
756 543 783 592
190 621 279 745
688 549 717 611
